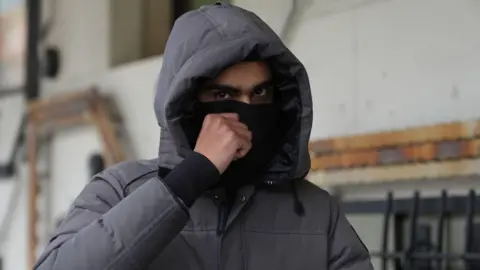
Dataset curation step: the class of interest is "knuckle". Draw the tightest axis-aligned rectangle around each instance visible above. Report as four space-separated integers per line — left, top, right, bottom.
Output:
225 129 236 140
205 113 217 120
203 114 213 124
220 121 229 130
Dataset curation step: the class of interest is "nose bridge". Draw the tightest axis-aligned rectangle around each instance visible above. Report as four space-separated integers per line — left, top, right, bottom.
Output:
238 92 251 104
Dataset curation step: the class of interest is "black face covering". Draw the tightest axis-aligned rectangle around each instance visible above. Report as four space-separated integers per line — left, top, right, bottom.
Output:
182 100 281 187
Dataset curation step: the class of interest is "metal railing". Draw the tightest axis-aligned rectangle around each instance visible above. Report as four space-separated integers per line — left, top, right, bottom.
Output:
343 189 480 270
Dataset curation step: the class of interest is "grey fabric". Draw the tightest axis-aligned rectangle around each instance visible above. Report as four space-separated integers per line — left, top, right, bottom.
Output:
34 3 373 270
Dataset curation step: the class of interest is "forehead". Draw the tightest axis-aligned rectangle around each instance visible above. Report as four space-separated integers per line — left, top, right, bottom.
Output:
212 61 271 88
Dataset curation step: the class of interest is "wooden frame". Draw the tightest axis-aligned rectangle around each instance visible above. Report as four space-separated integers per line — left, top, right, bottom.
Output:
26 88 126 268
310 121 480 156
309 120 480 187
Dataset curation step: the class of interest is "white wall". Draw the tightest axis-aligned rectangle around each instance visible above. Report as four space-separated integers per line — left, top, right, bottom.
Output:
288 0 480 139
1 0 480 269
234 0 293 36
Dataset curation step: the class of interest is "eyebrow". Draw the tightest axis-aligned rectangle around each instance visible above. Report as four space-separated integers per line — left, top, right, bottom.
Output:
204 79 273 92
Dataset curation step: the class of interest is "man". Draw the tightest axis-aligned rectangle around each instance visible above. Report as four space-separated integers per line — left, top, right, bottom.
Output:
34 3 373 270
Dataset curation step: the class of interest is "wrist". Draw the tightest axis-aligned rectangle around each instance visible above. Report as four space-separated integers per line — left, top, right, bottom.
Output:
194 150 224 173
161 151 221 207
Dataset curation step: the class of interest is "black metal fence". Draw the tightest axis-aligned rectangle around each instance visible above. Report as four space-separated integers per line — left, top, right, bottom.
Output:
343 190 480 270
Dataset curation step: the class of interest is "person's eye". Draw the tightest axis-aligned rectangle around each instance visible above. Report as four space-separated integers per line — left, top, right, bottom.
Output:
213 90 231 99
253 87 268 96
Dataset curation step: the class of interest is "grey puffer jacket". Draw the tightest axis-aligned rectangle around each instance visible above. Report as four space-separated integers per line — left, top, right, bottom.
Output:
34 3 373 270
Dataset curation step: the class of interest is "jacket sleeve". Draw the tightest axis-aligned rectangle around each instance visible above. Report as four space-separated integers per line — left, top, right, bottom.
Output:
327 198 374 270
34 153 219 270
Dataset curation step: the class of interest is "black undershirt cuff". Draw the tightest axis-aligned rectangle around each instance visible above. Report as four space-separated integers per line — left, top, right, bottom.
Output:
161 151 220 207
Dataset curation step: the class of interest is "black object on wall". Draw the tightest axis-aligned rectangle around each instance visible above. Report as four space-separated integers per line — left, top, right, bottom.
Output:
172 0 189 23
89 154 105 177
43 46 61 79
344 190 480 270
172 1 227 24
0 116 25 178
0 163 14 178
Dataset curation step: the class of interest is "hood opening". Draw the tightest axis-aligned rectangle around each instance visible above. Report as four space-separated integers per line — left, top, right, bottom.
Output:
179 52 303 185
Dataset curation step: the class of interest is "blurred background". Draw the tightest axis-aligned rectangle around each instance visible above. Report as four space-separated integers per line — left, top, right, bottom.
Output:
1 0 480 269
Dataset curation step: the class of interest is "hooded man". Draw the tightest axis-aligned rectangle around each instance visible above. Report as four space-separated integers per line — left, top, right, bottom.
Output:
34 3 373 270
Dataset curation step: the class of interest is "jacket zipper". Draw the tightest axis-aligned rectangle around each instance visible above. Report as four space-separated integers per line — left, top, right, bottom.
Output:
217 201 230 270
217 203 229 236
216 192 233 270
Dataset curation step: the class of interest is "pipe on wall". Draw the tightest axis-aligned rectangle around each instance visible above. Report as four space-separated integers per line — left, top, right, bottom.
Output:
279 0 299 43
26 0 42 100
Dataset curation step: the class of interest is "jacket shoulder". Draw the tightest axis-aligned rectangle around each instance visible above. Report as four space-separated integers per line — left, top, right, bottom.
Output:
295 180 340 219
94 159 159 196
297 180 334 203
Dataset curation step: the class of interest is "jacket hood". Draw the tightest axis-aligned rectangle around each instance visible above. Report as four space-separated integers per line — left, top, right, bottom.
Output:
154 3 313 184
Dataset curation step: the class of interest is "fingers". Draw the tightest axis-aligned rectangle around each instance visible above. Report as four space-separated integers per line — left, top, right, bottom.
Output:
205 113 252 160
234 146 250 160
220 113 239 121
223 115 251 159
217 113 251 142
233 133 252 160
228 119 248 131
231 124 251 140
